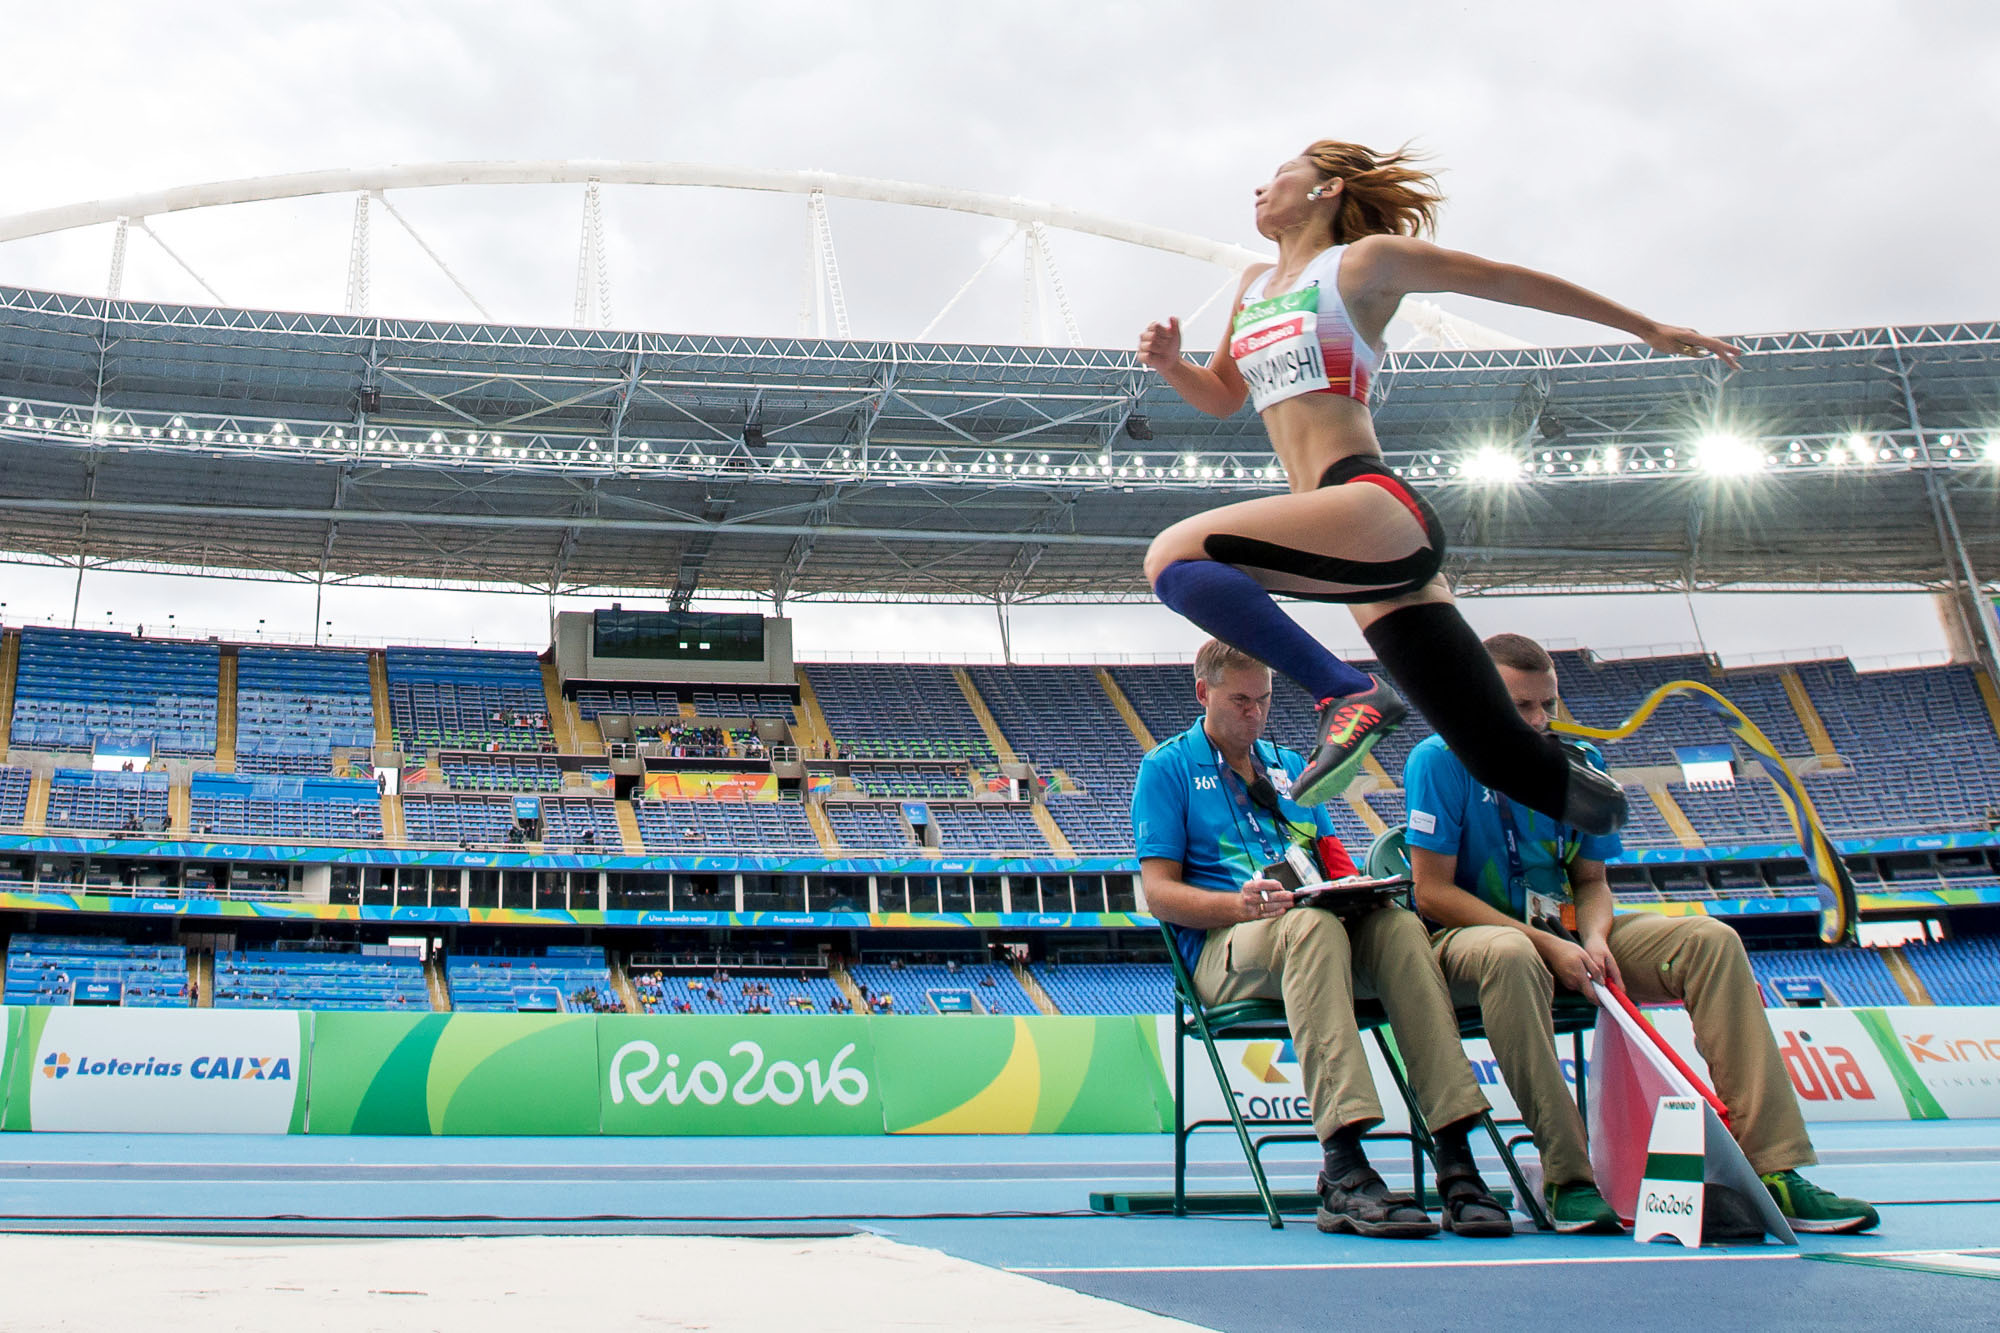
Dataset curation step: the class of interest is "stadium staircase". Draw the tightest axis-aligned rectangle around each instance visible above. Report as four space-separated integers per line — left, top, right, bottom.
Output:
168 781 192 837
367 651 394 749
541 661 582 754
613 799 644 853
791 671 835 755
213 649 238 773
952 668 1019 763
830 961 866 1010
1011 959 1060 1015
1030 804 1076 858
0 627 18 752
1976 672 2000 745
1344 792 1387 836
424 953 451 1011
191 949 213 1008
608 952 643 1013
1780 667 1843 769
1881 948 1935 1004
803 801 841 854
23 773 49 832
1641 781 1704 848
380 792 405 843
1097 668 1156 750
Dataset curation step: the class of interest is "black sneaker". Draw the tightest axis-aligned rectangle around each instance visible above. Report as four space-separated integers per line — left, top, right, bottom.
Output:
1315 1167 1440 1239
1557 741 1628 836
1293 676 1408 807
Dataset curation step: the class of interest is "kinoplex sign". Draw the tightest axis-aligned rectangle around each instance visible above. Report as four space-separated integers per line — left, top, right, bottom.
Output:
23 1008 307 1133
1872 1007 2000 1119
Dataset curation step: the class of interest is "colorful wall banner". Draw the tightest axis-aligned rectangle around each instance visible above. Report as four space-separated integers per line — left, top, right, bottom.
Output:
597 1015 883 1136
4 1007 308 1134
642 772 778 801
304 1011 599 1136
1 1005 1996 1137
581 769 615 795
874 1016 1169 1134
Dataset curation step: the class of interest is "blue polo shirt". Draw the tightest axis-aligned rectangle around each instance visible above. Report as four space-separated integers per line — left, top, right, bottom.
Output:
1131 718 1341 970
1399 734 1621 921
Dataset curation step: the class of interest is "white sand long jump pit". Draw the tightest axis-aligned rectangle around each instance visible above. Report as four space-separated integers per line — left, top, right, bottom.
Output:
0 1231 1212 1332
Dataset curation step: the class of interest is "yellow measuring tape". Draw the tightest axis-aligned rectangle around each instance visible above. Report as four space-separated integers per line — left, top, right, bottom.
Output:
1553 679 1856 945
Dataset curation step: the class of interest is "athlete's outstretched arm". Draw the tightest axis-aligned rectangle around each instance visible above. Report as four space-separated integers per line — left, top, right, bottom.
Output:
1350 236 1741 369
1136 266 1265 416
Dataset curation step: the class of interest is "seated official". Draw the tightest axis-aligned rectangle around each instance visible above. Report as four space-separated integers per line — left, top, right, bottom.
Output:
1134 639 1511 1239
1402 632 1878 1235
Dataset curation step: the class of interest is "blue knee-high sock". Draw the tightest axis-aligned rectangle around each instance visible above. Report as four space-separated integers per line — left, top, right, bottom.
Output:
1153 559 1372 701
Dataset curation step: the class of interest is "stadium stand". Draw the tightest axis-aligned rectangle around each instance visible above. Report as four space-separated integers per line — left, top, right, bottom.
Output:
540 796 623 848
1746 946 1906 1007
402 793 519 845
822 802 917 851
1793 660 2000 836
0 764 30 825
633 797 822 852
233 646 375 774
803 663 994 761
45 768 169 832
965 664 1133 853
212 945 428 1010
1029 960 1174 1014
2 935 189 1007
440 752 562 792
574 686 680 719
190 773 385 841
847 959 1038 1014
630 968 848 1014
927 800 1049 853
848 762 973 800
689 688 796 722
8 627 218 755
445 946 617 1012
385 646 553 753
1902 935 2000 1005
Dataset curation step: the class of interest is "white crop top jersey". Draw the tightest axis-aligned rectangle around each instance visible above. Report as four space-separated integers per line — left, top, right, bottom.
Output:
1229 245 1380 413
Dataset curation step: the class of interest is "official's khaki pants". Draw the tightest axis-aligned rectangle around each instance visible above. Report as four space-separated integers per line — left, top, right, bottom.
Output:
1433 913 1815 1184
1194 904 1489 1143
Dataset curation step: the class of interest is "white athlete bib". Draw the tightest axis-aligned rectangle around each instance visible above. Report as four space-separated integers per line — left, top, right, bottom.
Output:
1231 285 1332 413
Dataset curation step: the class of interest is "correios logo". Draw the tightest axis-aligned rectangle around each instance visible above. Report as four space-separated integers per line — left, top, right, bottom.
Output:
1778 1029 1874 1102
38 1051 293 1081
1240 1041 1295 1085
609 1039 869 1109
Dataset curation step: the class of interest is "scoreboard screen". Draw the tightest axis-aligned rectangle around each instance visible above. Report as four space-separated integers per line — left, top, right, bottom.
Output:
593 610 765 663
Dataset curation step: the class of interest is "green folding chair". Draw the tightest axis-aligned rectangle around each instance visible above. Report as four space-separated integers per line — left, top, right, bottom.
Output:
1160 917 1430 1229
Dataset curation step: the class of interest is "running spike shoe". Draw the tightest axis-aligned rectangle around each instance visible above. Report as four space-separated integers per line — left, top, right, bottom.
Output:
1293 676 1408 807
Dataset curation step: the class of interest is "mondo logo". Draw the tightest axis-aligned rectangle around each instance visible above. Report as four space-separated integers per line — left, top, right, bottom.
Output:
40 1053 71 1079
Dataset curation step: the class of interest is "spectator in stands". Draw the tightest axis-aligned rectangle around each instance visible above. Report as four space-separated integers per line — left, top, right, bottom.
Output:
1402 632 1879 1236
1134 638 1512 1239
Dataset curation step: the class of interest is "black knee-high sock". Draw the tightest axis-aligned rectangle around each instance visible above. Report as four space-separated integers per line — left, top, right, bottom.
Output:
1321 1124 1370 1180
1362 602 1571 820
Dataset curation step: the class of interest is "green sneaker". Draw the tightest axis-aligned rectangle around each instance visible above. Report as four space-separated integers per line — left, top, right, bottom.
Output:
1545 1181 1624 1235
1760 1170 1879 1234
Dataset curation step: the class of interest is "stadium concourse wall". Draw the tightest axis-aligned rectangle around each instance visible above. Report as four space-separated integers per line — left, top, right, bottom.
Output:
4 1004 2000 1137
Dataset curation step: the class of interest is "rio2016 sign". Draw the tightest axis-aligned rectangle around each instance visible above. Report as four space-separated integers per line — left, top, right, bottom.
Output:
598 1017 883 1133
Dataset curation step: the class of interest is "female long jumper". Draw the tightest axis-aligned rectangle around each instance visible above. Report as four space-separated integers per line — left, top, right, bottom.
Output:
1139 141 1739 833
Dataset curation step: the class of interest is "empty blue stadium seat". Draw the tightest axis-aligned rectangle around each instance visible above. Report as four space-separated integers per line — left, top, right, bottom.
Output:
3 934 189 1007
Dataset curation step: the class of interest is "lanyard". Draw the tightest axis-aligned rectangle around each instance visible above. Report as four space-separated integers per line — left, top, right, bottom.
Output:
1492 792 1581 892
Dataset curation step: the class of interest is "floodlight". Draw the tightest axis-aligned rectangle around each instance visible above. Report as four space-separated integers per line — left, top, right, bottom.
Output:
1695 432 1764 476
1462 445 1522 483
1984 436 2000 464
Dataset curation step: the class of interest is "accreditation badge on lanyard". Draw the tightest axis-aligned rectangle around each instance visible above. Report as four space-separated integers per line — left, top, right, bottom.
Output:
1494 793 1580 938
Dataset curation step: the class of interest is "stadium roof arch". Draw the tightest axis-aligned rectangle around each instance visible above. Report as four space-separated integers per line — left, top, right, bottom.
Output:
0 282 1996 609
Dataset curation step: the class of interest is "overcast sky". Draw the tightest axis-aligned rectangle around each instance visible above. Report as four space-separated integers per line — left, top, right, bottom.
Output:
1 2 1994 666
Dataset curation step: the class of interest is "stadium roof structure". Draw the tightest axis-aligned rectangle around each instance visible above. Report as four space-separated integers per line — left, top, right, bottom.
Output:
0 282 1997 607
